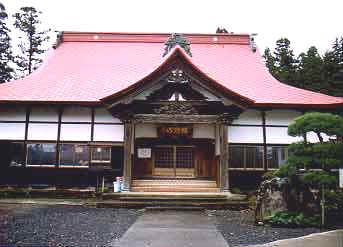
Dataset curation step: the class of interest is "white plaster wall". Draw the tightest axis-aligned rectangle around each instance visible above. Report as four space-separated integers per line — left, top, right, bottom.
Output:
228 126 263 143
93 124 124 141
265 110 302 126
30 107 58 122
94 108 121 123
193 124 215 139
62 106 91 122
135 124 157 138
28 123 58 140
232 110 262 125
0 123 25 140
0 107 26 121
306 131 331 143
266 127 303 144
60 124 91 141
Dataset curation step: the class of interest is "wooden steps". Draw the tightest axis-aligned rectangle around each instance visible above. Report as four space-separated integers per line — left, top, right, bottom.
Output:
131 179 219 192
98 192 249 209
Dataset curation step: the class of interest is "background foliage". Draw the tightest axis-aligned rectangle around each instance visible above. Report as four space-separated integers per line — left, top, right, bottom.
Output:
264 38 343 97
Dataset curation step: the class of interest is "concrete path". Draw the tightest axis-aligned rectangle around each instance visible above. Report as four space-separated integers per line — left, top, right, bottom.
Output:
248 229 343 247
111 210 228 247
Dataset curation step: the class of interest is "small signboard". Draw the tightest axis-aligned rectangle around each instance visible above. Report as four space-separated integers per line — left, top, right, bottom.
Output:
138 148 151 159
158 126 193 138
340 168 343 189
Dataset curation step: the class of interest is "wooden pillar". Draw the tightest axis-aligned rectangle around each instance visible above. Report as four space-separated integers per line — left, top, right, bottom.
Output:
262 111 268 171
219 123 229 192
123 120 134 191
55 107 63 168
23 106 31 168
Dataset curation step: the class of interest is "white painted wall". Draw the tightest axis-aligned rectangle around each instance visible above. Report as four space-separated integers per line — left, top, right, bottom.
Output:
0 107 26 121
93 124 124 141
30 107 58 122
193 124 215 139
266 127 303 144
28 123 58 140
0 123 25 140
306 131 331 143
62 106 91 122
228 126 263 143
94 108 121 123
232 110 262 125
135 124 157 138
60 124 91 141
265 110 302 126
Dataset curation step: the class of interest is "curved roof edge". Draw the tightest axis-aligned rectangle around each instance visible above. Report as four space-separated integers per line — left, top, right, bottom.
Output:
100 46 255 107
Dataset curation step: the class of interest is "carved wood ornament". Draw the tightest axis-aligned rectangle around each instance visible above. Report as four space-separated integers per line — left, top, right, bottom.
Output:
153 102 198 115
163 34 192 57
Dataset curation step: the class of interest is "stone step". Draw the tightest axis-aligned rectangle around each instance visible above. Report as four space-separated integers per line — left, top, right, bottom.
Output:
131 184 218 188
131 187 220 192
145 206 205 211
96 200 249 209
102 192 228 200
132 180 218 189
132 181 217 184
119 196 227 201
132 179 217 183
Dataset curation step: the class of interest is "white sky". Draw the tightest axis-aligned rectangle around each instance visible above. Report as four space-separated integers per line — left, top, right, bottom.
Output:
2 0 343 56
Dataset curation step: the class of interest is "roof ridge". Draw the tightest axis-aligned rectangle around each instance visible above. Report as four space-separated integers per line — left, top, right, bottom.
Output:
60 31 251 45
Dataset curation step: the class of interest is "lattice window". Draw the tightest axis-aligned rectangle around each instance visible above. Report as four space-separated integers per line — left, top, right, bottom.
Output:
176 147 194 168
155 147 173 168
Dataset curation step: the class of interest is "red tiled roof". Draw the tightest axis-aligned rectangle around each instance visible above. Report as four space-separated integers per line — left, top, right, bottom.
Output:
0 31 342 107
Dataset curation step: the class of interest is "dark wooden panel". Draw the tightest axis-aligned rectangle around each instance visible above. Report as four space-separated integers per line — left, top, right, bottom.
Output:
133 156 153 177
194 143 215 178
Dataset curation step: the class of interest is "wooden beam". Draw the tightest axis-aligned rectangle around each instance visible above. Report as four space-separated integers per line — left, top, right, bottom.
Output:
55 107 63 168
134 114 219 124
23 106 31 167
123 121 134 191
219 124 229 192
90 107 95 142
262 111 267 171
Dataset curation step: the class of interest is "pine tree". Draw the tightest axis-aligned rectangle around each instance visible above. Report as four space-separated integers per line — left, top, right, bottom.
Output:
297 46 325 93
263 48 278 76
273 38 298 86
0 2 14 82
263 38 298 87
13 6 50 76
322 38 343 97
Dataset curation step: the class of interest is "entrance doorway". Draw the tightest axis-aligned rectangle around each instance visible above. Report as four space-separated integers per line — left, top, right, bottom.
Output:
153 146 194 177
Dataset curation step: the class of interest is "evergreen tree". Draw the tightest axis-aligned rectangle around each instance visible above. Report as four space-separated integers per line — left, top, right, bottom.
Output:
322 38 343 97
263 48 278 76
263 38 298 87
297 47 325 93
13 6 50 76
0 2 14 82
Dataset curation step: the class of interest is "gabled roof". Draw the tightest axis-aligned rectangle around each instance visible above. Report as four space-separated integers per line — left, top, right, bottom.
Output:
0 31 342 108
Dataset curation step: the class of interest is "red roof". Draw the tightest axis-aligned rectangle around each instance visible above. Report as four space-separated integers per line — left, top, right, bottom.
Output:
0 31 342 108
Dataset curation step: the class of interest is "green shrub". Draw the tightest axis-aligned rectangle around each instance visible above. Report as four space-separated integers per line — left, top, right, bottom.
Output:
326 189 343 212
262 171 277 180
265 211 320 227
231 187 243 194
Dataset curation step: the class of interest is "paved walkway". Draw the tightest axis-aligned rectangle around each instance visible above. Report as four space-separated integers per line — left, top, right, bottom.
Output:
111 210 228 247
248 229 343 247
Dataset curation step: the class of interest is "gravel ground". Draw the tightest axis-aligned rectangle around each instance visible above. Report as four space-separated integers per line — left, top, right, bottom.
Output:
208 209 323 247
0 204 140 247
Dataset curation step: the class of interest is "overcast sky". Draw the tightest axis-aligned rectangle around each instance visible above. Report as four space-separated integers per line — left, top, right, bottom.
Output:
2 0 343 56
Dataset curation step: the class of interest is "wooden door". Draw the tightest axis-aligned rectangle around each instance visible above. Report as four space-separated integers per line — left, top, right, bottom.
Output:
153 146 194 177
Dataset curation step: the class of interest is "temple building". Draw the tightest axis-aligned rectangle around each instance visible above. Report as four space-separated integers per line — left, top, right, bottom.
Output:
0 32 342 192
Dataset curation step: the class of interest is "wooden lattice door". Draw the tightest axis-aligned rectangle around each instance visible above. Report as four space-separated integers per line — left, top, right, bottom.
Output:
153 146 194 177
